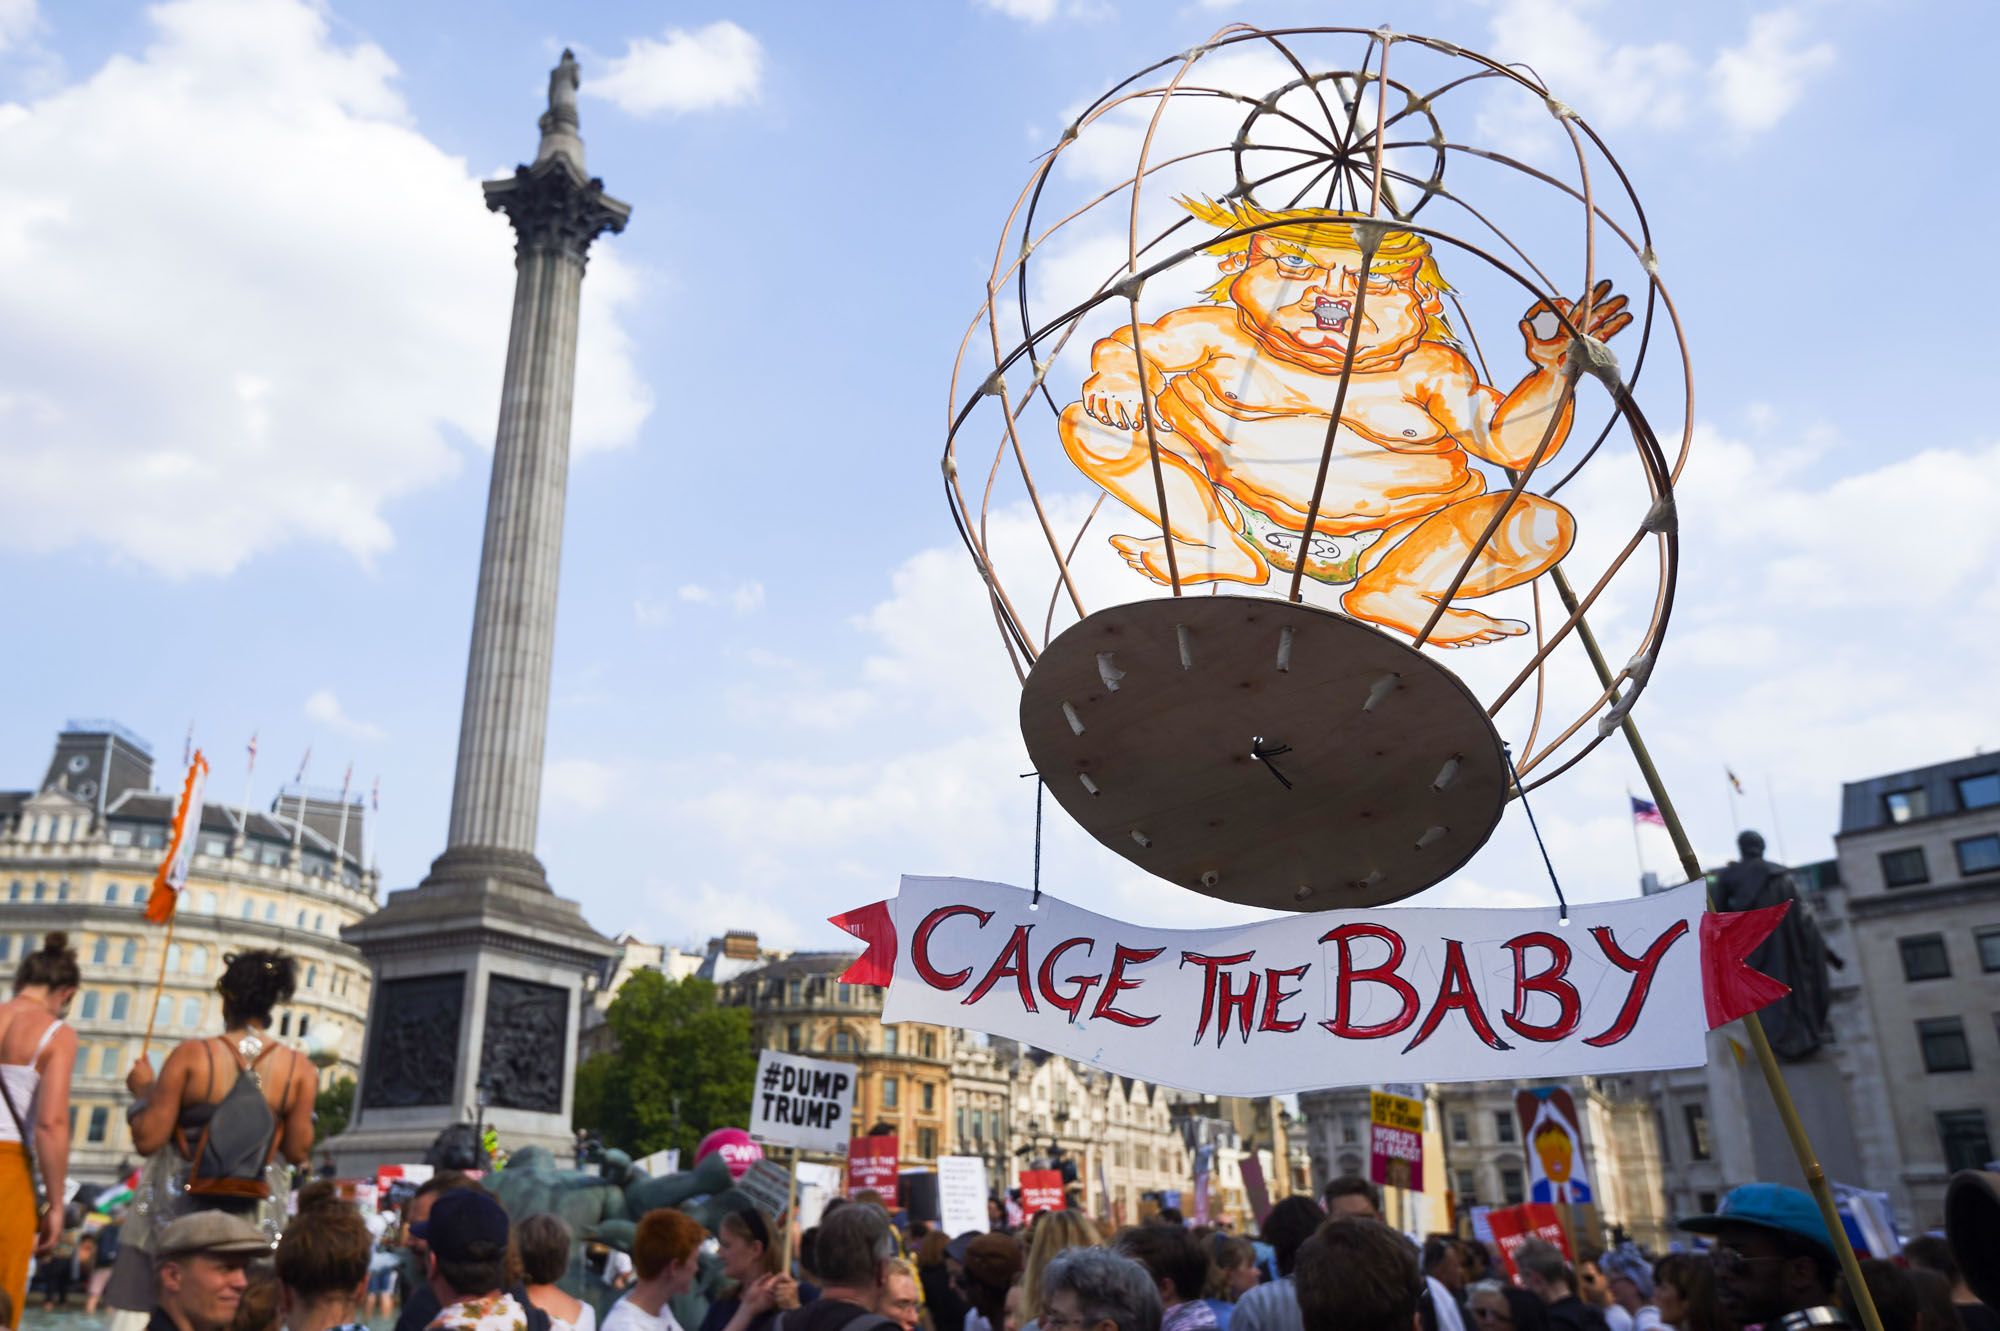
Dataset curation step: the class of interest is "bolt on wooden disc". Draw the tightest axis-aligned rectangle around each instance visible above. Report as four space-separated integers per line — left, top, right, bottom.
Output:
1020 595 1508 910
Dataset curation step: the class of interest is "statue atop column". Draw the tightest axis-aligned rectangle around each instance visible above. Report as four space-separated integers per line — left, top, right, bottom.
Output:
534 49 587 174
1713 830 1843 1061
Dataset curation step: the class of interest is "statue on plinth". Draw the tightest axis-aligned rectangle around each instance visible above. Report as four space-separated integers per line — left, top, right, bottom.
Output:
1713 830 1843 1061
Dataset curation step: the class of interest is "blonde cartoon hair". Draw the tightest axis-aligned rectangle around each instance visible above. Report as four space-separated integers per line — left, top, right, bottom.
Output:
1181 195 1456 342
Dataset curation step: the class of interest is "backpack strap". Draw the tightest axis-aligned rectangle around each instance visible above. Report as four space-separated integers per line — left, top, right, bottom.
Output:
261 1045 299 1167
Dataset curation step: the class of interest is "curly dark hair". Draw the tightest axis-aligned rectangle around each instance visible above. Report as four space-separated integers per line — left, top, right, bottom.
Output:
14 932 80 994
217 950 298 1027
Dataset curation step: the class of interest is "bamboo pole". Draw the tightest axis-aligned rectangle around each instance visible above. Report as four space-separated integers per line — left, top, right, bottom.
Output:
1544 566 1884 1331
139 912 179 1059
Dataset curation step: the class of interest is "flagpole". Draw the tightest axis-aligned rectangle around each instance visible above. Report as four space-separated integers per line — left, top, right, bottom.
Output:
233 732 258 854
333 766 354 885
1625 788 1647 883
1543 566 1883 1331
289 751 311 866
1725 768 1741 836
1765 775 1790 863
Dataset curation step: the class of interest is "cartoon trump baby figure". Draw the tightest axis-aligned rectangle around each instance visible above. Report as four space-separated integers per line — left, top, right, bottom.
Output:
1058 197 1630 647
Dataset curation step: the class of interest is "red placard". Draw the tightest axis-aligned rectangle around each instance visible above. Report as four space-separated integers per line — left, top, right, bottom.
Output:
848 1135 900 1205
1019 1169 1066 1216
1485 1203 1570 1279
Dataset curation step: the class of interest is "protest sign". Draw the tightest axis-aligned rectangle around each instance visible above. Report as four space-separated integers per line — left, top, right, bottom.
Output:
796 1161 842 1230
1487 1203 1570 1278
1516 1088 1593 1205
939 1156 989 1238
750 1050 855 1154
1020 1169 1066 1216
1241 1154 1272 1226
1370 1089 1425 1191
848 1134 900 1203
830 878 1791 1096
739 1158 795 1221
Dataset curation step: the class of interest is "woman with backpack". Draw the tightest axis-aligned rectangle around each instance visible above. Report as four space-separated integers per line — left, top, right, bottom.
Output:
0 933 82 1329
101 949 319 1314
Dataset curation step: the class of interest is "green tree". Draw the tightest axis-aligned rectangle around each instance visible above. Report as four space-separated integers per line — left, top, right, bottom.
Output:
315 1076 355 1141
571 972 755 1158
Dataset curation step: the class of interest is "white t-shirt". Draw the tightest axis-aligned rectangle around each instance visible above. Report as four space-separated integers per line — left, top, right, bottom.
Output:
1604 1307 1635 1331
603 1296 684 1331
1428 1278 1467 1331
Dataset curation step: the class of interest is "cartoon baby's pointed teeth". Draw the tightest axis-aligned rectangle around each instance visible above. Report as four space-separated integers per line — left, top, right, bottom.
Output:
1314 297 1351 329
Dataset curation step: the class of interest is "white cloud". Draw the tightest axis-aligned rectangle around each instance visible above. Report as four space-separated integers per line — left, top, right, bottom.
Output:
1485 0 1698 133
0 0 650 577
978 0 1061 20
303 689 383 742
673 580 765 614
1710 8 1835 135
545 757 617 814
588 21 763 117
0 0 37 53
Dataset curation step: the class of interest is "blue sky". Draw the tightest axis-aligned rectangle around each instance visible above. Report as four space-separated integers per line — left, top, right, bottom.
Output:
2 0 1995 951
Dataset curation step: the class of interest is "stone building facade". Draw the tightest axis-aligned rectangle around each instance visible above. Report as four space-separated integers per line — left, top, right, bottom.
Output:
1826 754 2000 1229
720 952 955 1162
1 721 375 1184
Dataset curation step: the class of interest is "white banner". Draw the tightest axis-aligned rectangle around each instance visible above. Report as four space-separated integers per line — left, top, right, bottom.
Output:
750 1049 855 1154
938 1155 989 1238
828 876 1789 1097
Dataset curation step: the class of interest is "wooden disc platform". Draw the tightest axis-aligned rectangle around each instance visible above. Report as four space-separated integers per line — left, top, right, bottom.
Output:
1020 595 1509 910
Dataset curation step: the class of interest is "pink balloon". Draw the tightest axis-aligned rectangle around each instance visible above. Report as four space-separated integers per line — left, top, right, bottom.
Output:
696 1127 763 1180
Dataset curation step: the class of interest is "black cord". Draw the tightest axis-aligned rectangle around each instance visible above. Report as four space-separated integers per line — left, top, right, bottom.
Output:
1020 771 1045 907
1506 743 1569 923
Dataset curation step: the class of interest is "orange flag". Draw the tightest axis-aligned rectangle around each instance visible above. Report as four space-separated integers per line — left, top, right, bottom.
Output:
147 751 209 923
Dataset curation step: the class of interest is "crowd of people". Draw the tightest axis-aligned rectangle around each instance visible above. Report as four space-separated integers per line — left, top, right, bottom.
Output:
3 936 1997 1331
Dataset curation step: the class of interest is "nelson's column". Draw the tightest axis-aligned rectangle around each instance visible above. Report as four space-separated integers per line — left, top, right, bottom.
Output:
332 51 625 1173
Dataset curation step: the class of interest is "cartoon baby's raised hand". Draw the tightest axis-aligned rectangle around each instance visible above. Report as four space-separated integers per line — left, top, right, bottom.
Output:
1082 372 1173 433
1519 279 1632 367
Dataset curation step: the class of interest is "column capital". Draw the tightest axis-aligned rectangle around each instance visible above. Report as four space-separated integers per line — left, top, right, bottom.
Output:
483 159 632 266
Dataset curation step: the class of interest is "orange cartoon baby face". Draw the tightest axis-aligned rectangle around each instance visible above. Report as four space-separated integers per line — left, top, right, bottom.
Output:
1220 233 1430 370
1533 1122 1574 1183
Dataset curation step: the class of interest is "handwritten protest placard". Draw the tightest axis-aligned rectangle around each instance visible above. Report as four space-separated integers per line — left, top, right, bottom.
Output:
848 1135 900 1204
939 1156 989 1238
750 1050 854 1154
1020 1169 1066 1216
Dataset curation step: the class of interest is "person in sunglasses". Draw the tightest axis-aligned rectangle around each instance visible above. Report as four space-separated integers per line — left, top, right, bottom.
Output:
1680 1185 1851 1331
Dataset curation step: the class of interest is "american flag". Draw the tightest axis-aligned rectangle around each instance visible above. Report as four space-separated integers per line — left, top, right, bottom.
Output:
1631 796 1665 826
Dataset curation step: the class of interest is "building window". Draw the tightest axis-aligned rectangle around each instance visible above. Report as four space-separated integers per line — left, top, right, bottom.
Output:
1339 1113 1358 1145
1455 1168 1477 1201
81 992 100 1020
87 1106 109 1143
91 939 108 965
264 903 277 922
1881 847 1930 888
109 827 133 847
1884 788 1930 823
240 901 254 920
1900 934 1952 981
883 1077 900 1108
1685 1103 1713 1160
1920 1017 1973 1073
883 1028 899 1055
1494 1111 1516 1144
1957 773 2000 811
1979 931 2000 973
111 994 129 1022
1939 1111 1993 1174
786 1023 802 1052
121 940 137 967
298 1016 309 1037
922 1082 936 1111
32 882 45 902
971 1109 985 1140
296 909 307 928
5 882 17 902
0 938 10 964
99 1046 117 1077
1956 835 2000 877
1450 1111 1469 1144
838 984 853 1004
921 1033 936 1058
313 913 324 931
57 881 70 902
306 965 317 989
787 979 801 1004
167 944 181 973
832 1030 852 1054
1500 1167 1525 1204
198 891 217 914
154 996 172 1028
918 1127 937 1158
280 1014 291 1036
179 998 200 1028
104 884 119 904
201 836 226 857
188 946 206 975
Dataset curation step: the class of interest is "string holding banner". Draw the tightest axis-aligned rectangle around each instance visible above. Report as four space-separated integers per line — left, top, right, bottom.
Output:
831 876 1790 1098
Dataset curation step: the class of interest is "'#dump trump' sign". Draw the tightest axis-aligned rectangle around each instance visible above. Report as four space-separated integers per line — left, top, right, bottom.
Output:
751 1050 855 1155
828 876 1791 1097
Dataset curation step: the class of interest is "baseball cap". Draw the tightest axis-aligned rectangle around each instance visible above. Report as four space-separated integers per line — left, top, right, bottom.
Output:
410 1189 511 1262
1679 1183 1835 1257
155 1211 272 1260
